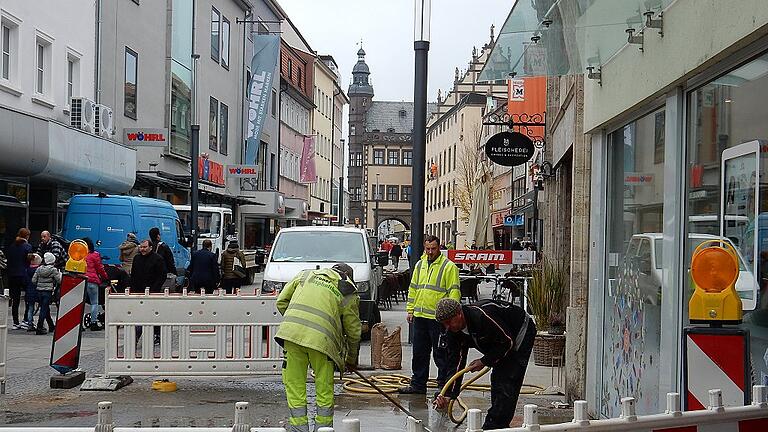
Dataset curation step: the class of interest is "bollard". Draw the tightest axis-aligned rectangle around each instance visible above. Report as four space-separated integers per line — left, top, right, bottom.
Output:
522 404 540 431
232 402 250 432
753 385 768 407
406 416 424 432
708 389 724 412
572 400 590 426
665 392 681 416
317 428 334 432
467 408 483 432
341 418 361 432
95 401 114 432
620 397 637 421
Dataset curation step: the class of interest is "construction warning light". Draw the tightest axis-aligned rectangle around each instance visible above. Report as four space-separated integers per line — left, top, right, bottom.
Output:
65 239 89 274
689 240 742 324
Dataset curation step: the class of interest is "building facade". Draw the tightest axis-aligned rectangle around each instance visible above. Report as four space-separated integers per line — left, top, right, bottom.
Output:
0 0 136 245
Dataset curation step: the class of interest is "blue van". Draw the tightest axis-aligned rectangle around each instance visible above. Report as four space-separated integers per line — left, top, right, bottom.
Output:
61 194 191 273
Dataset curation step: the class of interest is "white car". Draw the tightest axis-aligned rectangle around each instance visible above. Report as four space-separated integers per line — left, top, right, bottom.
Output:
621 233 757 308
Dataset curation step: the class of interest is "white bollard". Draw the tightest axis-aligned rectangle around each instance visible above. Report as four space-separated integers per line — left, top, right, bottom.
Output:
708 389 724 412
232 402 250 432
467 408 483 432
620 397 637 421
665 392 681 416
753 385 768 407
317 428 334 432
572 400 590 426
95 401 114 432
341 418 361 432
406 416 424 432
522 404 540 431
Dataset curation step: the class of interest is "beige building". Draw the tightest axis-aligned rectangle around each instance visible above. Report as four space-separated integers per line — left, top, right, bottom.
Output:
309 56 347 224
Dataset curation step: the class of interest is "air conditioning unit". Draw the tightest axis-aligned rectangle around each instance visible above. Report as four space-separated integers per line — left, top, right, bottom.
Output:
95 104 114 138
70 97 97 134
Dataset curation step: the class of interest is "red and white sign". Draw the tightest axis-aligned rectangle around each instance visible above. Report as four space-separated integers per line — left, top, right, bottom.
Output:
448 250 512 264
50 274 87 374
624 172 655 186
684 328 749 411
226 164 259 178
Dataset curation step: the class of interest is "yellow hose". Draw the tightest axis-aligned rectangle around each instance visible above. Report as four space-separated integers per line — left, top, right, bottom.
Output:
342 368 543 425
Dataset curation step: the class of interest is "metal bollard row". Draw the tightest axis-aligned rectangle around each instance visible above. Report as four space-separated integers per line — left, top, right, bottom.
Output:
501 384 768 432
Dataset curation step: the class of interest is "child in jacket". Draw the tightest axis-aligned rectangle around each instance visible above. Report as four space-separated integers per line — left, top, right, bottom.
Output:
32 252 61 334
23 253 42 330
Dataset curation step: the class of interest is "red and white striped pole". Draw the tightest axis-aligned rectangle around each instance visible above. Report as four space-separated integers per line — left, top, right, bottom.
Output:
49 239 89 387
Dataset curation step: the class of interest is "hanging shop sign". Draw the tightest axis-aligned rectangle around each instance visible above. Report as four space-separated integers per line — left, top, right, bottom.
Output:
198 157 225 187
226 164 259 178
448 250 513 265
484 131 534 167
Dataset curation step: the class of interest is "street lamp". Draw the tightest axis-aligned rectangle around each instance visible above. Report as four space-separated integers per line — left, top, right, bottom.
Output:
190 53 201 251
411 0 430 268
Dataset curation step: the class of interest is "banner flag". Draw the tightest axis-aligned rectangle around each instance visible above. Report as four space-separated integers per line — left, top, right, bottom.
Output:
245 34 280 166
300 135 318 183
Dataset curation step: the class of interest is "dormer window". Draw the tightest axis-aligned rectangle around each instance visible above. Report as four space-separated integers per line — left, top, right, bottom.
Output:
399 109 407 117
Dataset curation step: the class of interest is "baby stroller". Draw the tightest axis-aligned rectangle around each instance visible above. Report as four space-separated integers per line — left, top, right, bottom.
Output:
82 264 128 329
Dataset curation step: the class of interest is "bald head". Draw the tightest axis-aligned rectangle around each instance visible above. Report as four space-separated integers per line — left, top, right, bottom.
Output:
41 231 51 244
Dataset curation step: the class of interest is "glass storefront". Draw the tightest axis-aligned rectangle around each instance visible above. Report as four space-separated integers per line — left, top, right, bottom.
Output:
686 52 768 386
601 108 666 417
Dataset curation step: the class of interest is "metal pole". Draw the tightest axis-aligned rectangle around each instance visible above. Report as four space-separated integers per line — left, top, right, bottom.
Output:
190 53 200 251
338 175 344 226
375 173 380 240
532 178 539 251
411 0 431 268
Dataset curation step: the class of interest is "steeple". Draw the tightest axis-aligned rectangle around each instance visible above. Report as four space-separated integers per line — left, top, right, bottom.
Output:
348 44 374 97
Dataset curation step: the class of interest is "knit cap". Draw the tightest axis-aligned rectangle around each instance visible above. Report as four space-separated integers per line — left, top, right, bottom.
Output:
43 252 55 265
435 298 462 322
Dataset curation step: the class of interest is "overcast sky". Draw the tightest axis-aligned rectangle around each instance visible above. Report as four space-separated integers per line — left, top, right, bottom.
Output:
279 0 513 103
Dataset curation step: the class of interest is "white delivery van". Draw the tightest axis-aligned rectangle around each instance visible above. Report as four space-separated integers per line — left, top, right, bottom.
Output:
262 226 388 337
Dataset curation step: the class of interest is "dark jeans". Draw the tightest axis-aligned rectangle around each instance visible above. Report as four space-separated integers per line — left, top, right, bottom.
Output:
191 280 216 294
8 276 24 324
222 278 241 294
483 322 536 430
410 316 449 391
36 290 55 330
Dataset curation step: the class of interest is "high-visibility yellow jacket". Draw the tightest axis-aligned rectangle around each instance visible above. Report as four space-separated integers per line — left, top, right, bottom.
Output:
275 268 361 368
407 253 461 319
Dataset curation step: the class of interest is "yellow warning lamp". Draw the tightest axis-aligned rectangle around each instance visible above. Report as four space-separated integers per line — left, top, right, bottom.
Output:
689 240 742 325
65 239 89 274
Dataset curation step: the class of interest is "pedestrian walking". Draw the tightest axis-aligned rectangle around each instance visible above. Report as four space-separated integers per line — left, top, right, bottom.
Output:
6 228 32 329
399 235 461 396
149 227 176 290
38 231 65 268
187 239 219 294
220 240 246 294
129 240 166 293
23 253 42 330
433 298 535 430
83 237 108 331
275 263 361 432
390 242 403 271
118 232 139 274
32 252 60 334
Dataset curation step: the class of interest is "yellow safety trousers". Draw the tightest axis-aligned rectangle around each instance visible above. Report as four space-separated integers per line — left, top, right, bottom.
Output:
282 340 335 432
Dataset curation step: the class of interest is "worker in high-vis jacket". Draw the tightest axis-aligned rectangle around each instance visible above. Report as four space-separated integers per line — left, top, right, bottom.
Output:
275 263 361 432
399 235 461 395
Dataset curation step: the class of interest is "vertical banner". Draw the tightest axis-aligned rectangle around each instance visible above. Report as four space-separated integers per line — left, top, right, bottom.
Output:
300 136 318 183
245 34 280 166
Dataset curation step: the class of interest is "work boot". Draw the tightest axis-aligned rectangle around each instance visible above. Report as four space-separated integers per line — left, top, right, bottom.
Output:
398 386 427 395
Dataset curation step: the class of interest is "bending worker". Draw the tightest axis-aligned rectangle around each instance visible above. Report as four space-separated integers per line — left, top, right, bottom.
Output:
275 263 361 432
399 235 461 395
433 298 536 430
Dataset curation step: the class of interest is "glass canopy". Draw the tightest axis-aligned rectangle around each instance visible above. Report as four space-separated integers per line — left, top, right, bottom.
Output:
479 0 673 81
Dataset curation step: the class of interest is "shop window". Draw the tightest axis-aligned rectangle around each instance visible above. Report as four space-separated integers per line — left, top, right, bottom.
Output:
601 107 665 417
686 53 768 388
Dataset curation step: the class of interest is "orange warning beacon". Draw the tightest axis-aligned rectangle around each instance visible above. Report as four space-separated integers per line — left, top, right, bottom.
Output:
689 240 742 325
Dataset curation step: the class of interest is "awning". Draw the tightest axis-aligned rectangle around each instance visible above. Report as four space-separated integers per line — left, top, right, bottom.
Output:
135 172 189 190
479 0 672 81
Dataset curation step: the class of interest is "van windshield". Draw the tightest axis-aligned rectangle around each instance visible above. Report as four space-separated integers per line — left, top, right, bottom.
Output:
177 210 222 238
271 231 367 263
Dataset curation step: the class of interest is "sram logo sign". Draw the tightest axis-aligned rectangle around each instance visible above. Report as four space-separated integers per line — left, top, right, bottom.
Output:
448 250 512 264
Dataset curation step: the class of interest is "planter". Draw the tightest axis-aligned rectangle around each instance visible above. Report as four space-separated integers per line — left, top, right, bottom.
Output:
533 332 565 367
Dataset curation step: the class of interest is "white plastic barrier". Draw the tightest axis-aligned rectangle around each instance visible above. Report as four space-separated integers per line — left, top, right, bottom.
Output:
0 401 288 432
1 289 8 394
104 288 283 377
469 386 768 432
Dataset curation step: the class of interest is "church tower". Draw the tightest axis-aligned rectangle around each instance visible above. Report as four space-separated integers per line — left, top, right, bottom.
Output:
347 47 374 226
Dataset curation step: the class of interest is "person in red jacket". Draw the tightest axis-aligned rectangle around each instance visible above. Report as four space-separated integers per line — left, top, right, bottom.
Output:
83 237 108 331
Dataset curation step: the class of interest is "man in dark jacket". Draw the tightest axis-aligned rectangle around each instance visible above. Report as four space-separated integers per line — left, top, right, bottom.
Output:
433 298 536 430
390 242 403 271
130 240 166 293
187 239 219 294
149 227 176 275
38 231 65 268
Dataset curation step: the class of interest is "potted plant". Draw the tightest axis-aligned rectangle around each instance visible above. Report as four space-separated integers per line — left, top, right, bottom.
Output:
526 255 568 366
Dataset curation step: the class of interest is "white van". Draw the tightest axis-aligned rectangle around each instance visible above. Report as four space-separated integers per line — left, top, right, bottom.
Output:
262 226 388 334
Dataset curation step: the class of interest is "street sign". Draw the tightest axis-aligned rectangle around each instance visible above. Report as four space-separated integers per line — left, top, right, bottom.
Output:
484 131 534 167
